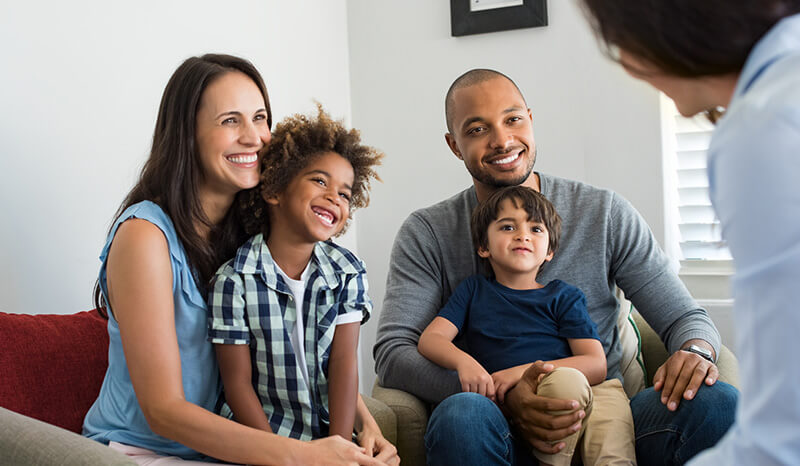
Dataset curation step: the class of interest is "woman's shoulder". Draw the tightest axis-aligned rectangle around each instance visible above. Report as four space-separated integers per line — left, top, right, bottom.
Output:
101 201 181 264
115 201 176 237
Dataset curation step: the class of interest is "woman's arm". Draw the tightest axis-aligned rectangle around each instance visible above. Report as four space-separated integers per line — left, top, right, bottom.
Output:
327 322 359 439
215 344 273 432
106 220 382 466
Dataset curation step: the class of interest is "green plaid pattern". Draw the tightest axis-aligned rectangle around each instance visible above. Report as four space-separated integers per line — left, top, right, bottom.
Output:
208 233 371 440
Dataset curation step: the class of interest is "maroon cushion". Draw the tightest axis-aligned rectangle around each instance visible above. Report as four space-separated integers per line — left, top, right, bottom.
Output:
0 310 109 433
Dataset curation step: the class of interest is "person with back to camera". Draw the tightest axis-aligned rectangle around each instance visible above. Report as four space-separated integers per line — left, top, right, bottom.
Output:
208 105 390 455
374 67 739 466
82 54 397 466
579 1 800 464
418 185 636 465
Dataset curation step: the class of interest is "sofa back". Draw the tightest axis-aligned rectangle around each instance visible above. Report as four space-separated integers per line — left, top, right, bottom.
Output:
0 310 109 433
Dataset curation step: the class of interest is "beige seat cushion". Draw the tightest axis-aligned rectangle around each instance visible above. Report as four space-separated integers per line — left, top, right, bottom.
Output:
616 290 647 398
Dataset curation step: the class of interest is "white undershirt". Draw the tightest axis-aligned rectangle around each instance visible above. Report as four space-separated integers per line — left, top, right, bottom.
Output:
275 263 362 389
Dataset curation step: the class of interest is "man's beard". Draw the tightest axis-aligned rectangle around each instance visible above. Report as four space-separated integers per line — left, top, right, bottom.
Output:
466 147 537 188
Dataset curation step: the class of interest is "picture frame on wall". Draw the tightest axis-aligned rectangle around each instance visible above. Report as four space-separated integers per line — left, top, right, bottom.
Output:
450 0 548 37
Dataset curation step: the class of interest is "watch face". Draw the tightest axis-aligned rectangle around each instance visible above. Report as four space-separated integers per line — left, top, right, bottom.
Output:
684 345 713 361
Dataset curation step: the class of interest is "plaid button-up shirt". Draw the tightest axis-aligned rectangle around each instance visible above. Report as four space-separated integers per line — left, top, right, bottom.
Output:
208 233 371 440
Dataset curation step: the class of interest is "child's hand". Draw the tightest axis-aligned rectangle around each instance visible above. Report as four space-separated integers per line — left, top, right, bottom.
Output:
491 364 528 403
456 357 496 400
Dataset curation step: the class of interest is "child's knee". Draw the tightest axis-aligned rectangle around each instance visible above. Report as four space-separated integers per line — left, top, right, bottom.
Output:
535 367 592 409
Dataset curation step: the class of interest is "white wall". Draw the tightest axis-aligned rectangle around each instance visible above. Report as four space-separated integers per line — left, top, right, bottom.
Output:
1 0 692 394
346 0 666 391
0 0 356 315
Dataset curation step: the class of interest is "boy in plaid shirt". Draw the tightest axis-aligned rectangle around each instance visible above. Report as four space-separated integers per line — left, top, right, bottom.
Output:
208 105 383 444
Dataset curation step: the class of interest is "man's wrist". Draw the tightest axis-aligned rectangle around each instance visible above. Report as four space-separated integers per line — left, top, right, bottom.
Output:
681 339 716 362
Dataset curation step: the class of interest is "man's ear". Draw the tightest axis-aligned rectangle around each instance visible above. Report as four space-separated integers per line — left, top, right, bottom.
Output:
477 247 491 259
445 133 462 160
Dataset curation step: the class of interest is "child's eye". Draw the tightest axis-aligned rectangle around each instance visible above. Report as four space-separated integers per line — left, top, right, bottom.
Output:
532 226 543 233
311 177 326 187
500 225 514 231
339 192 351 202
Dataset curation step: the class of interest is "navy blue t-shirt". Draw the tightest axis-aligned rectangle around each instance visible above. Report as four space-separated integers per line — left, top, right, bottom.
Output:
438 275 601 374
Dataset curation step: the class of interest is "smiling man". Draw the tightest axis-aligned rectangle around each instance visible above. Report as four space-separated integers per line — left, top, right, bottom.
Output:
373 69 738 465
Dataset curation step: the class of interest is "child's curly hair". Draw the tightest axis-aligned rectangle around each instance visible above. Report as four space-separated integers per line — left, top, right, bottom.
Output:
240 103 383 237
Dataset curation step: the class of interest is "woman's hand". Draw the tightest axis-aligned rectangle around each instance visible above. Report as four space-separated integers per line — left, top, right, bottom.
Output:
357 421 400 465
299 436 388 466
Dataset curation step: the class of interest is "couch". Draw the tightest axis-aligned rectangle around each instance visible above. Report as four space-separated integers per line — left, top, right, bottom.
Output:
372 307 741 466
0 310 397 465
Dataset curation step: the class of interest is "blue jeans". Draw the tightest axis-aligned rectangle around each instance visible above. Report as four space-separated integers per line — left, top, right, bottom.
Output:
425 392 535 465
424 382 738 466
630 382 738 465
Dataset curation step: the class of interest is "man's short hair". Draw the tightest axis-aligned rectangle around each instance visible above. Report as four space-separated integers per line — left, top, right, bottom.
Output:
445 69 527 133
471 186 561 276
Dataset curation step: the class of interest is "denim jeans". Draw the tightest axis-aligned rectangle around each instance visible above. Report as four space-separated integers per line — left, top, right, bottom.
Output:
424 382 738 466
630 382 738 465
425 392 536 466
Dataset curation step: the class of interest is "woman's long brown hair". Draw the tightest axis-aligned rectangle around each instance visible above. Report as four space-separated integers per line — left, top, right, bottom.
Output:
94 54 271 317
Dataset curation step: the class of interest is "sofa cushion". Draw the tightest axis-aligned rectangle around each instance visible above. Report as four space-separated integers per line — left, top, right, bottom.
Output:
0 310 109 433
0 407 135 465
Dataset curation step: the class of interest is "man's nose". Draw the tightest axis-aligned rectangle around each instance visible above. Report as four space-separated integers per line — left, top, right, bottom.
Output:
489 126 513 150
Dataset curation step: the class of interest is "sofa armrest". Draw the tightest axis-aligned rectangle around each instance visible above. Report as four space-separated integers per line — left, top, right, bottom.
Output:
633 312 740 389
372 380 429 466
361 393 397 446
0 407 136 465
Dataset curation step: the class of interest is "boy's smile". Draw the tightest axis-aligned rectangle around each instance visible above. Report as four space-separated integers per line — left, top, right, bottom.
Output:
269 151 354 244
478 198 553 289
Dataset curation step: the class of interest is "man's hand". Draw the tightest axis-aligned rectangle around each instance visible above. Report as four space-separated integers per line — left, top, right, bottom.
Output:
653 340 718 411
491 364 528 403
502 362 585 455
456 357 496 400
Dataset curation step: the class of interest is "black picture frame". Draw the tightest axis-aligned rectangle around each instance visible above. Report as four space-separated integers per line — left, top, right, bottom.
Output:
450 0 548 37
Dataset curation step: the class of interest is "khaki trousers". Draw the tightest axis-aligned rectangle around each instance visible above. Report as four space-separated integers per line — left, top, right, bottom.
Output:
531 367 636 466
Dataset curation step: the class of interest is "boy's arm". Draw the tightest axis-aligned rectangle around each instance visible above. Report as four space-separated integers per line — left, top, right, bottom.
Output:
548 338 607 385
418 317 495 399
493 338 606 391
215 344 273 432
327 322 359 439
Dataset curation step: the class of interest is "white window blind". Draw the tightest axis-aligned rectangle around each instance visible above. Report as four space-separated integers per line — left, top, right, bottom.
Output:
669 105 732 261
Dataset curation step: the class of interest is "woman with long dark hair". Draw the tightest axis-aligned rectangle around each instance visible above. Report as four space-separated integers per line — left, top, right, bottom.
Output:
82 54 396 466
581 1 800 464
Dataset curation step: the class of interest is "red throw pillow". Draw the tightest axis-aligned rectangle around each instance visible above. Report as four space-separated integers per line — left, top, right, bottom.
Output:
0 310 109 433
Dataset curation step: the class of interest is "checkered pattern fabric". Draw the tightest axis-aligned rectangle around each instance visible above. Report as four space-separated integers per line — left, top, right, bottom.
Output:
208 233 371 440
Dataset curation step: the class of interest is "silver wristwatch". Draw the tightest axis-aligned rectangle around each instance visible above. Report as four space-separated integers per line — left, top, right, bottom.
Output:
681 344 714 363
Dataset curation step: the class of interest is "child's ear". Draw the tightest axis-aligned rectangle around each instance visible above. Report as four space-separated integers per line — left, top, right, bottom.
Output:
265 196 279 206
545 250 554 262
477 247 491 259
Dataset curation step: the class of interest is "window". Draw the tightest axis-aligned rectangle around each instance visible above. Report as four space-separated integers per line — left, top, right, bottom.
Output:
662 97 732 264
661 97 735 348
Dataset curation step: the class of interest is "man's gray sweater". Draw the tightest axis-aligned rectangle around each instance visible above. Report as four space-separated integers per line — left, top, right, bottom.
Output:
374 172 720 403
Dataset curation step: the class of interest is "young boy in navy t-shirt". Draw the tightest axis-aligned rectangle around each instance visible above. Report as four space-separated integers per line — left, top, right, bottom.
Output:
418 185 635 466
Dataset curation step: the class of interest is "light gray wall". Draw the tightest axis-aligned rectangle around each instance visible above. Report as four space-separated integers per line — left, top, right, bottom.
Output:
0 1 356 315
346 0 666 390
